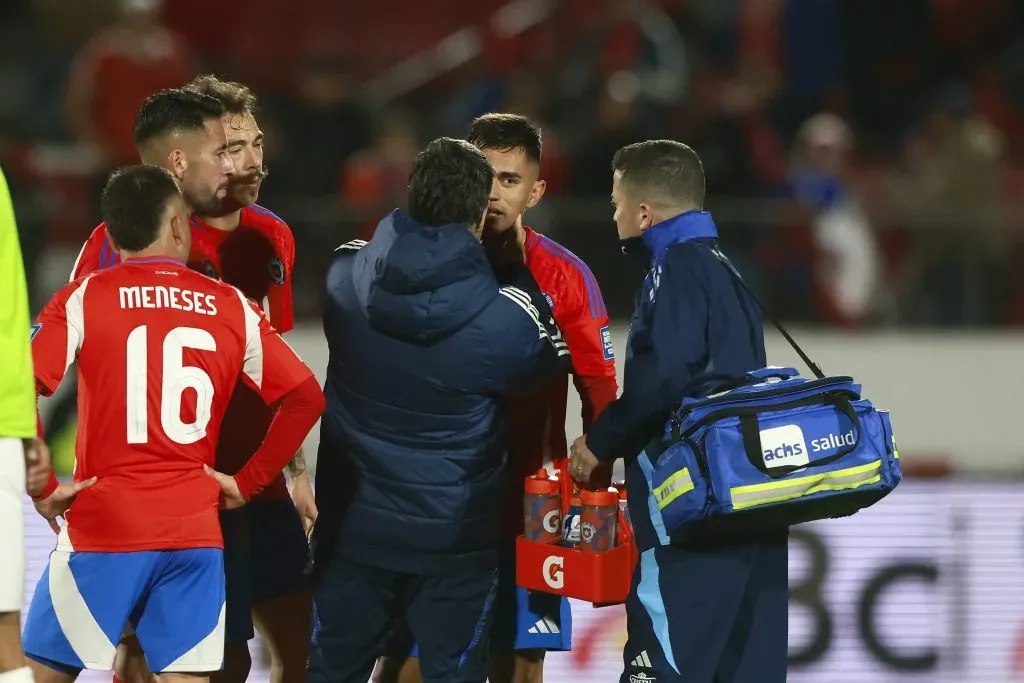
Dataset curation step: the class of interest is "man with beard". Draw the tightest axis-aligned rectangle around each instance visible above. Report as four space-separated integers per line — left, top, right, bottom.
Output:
68 80 312 683
376 114 619 683
70 88 235 277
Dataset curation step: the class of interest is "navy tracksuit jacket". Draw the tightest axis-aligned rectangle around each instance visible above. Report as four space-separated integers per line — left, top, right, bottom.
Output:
586 210 789 683
309 209 568 683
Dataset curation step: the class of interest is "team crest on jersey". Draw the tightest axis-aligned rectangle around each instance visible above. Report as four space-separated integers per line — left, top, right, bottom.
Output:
30 323 41 341
600 325 614 361
203 260 218 279
269 256 286 285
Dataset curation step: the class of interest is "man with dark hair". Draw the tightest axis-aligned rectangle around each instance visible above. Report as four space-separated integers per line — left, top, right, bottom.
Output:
131 88 235 214
177 73 314 683
21 163 325 683
69 80 308 683
568 140 786 683
71 88 236 278
309 137 570 683
378 113 619 683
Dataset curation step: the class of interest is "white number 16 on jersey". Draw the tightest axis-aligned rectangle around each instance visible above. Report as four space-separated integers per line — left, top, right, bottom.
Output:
125 325 217 446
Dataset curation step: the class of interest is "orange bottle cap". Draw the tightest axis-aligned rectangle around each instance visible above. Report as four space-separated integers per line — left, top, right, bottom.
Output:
580 488 618 507
525 474 560 495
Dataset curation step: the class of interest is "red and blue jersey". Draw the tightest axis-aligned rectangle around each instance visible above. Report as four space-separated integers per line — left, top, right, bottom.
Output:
70 205 298 500
502 227 619 537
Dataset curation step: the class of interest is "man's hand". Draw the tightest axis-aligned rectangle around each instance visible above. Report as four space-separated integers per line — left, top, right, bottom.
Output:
34 477 97 534
23 438 52 497
204 465 246 510
289 472 318 536
569 435 601 486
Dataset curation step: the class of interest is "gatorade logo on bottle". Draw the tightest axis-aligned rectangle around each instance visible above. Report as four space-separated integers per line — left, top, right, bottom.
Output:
543 509 561 534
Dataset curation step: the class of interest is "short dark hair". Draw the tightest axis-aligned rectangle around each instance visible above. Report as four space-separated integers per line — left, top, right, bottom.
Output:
467 113 542 163
133 88 226 148
101 165 182 252
184 74 258 115
611 140 706 209
408 138 493 228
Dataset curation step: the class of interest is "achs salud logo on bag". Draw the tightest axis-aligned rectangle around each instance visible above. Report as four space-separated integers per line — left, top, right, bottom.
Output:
760 424 810 469
761 424 859 470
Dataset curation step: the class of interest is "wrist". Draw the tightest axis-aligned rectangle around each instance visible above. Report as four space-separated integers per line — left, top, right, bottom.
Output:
233 469 257 501
31 471 59 502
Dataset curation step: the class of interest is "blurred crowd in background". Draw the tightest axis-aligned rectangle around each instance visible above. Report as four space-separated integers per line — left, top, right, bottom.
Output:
3 0 1024 327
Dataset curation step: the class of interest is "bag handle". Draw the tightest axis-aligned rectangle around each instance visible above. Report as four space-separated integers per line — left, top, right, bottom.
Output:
738 393 862 479
700 245 826 380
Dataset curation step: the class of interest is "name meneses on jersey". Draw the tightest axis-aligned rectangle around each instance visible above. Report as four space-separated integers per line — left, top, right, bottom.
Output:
119 285 218 316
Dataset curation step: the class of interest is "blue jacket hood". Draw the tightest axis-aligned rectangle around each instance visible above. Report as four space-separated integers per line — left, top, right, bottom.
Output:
353 209 496 344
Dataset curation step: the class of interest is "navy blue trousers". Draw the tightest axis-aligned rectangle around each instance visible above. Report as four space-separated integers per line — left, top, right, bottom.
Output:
620 540 789 683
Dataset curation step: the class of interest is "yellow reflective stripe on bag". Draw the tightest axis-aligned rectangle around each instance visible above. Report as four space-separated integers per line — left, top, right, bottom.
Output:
729 460 882 511
654 468 695 510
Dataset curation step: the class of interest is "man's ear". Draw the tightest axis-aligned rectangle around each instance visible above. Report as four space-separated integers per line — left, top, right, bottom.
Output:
168 149 187 182
170 212 189 245
638 202 654 231
526 179 547 210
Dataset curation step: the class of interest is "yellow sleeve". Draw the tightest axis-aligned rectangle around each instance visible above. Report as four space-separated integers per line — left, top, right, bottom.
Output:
0 165 37 438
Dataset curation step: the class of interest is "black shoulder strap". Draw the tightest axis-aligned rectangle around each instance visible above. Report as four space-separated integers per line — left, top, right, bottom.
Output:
701 244 825 380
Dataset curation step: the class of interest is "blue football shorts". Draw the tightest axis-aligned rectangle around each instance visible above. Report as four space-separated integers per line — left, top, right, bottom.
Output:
22 548 225 674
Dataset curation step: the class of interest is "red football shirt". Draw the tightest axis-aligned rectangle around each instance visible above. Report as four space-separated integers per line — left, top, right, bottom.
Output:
71 206 295 332
32 258 314 552
501 227 619 537
70 205 298 499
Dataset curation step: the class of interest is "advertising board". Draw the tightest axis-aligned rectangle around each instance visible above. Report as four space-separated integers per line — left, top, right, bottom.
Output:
21 481 1024 682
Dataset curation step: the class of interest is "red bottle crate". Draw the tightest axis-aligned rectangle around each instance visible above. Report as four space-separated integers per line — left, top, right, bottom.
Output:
515 522 638 605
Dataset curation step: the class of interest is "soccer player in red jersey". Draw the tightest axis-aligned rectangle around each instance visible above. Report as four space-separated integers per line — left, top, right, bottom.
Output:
377 115 619 683
181 75 314 683
70 80 312 683
21 165 324 683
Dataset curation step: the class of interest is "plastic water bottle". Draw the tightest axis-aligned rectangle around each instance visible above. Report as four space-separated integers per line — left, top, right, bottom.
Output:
562 493 583 547
615 484 632 545
580 488 618 553
524 469 562 543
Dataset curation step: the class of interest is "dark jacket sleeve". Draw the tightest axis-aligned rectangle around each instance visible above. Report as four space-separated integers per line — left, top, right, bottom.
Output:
586 247 710 462
489 270 571 395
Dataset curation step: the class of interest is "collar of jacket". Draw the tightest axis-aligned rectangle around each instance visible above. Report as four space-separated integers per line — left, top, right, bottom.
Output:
639 210 719 264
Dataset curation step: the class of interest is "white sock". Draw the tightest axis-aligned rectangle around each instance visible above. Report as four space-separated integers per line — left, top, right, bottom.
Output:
0 667 34 683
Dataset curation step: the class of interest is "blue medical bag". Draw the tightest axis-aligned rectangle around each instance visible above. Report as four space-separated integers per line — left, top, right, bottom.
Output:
645 248 902 542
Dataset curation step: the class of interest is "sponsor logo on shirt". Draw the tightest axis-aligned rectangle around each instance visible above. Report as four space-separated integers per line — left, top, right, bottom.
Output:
600 325 615 361
269 256 286 285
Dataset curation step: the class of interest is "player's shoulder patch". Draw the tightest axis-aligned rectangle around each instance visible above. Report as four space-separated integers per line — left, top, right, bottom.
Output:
599 325 615 361
335 239 367 253
269 256 286 284
201 260 219 279
30 323 42 341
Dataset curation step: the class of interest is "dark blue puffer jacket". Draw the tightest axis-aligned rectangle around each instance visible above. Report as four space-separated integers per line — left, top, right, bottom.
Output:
315 210 568 576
